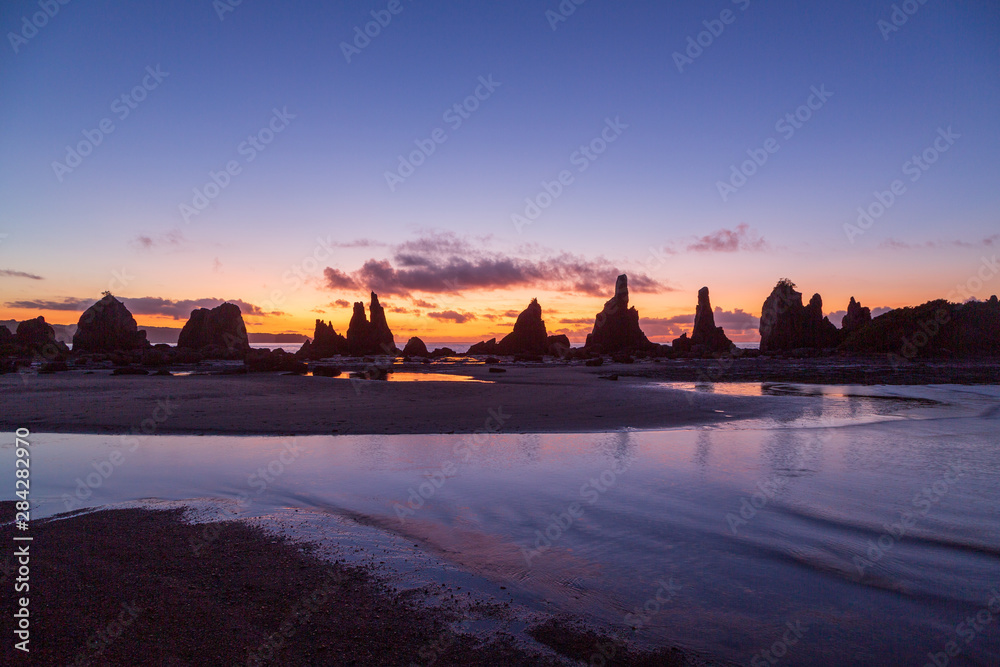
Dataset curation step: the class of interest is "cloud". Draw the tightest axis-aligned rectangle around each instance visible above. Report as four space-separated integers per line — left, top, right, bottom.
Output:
322 232 669 297
639 307 761 338
427 310 477 324
5 296 276 319
0 269 44 280
5 297 89 311
411 298 437 308
332 299 351 308
130 229 187 251
879 234 1000 250
687 224 767 253
323 268 358 290
559 318 594 325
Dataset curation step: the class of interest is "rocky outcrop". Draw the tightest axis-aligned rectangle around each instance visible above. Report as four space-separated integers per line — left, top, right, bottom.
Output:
840 296 1000 358
0 317 69 359
546 334 571 357
402 337 429 357
841 297 872 336
759 280 840 352
298 320 348 359
585 274 653 353
496 299 548 355
467 338 498 355
690 287 733 353
177 303 249 353
72 294 149 352
346 293 397 356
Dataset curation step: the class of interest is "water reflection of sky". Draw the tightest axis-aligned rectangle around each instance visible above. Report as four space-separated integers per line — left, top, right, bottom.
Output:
3 384 999 665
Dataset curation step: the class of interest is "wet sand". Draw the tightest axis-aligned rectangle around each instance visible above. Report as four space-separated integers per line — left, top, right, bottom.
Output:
0 364 768 436
0 503 705 666
4 357 996 436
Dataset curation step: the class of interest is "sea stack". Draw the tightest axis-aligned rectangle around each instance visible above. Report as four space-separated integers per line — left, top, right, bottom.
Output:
840 297 872 336
72 294 150 352
298 320 348 359
759 279 840 352
495 298 548 355
689 286 733 353
346 292 397 355
585 274 653 353
178 302 250 352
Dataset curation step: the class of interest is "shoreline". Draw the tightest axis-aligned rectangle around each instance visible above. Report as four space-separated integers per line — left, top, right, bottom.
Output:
0 503 715 666
0 365 773 437
2 358 997 437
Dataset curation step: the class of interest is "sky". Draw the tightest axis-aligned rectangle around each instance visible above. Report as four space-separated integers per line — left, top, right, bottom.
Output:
1 0 998 343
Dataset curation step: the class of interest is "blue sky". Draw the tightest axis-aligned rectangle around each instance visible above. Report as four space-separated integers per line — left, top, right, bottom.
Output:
1 0 998 340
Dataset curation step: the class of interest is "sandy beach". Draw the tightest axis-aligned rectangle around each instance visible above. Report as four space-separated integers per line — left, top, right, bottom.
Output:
3 357 996 436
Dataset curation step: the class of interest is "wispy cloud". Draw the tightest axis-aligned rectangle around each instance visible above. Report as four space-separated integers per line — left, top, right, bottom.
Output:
5 296 278 319
427 310 477 324
0 269 44 280
687 224 767 253
879 234 1000 250
322 231 668 297
130 229 187 251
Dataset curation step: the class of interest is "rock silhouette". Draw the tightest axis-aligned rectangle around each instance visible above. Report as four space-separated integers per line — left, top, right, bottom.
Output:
72 294 150 352
467 338 498 355
841 297 872 336
402 337 429 357
840 296 1000 357
346 293 397 355
178 303 249 353
690 287 733 353
585 274 653 353
759 279 840 352
495 299 548 355
298 320 348 359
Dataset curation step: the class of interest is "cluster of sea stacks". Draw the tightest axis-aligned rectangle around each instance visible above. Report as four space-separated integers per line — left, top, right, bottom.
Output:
2 275 999 375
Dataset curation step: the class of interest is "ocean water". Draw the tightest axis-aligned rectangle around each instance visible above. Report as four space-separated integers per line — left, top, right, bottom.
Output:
4 383 998 665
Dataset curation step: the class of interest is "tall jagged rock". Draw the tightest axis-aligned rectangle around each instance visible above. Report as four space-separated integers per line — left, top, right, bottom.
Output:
368 293 395 351
689 286 733 353
178 303 249 352
585 274 653 353
297 319 348 359
841 297 872 336
72 294 149 352
759 280 840 352
346 293 396 355
496 299 548 355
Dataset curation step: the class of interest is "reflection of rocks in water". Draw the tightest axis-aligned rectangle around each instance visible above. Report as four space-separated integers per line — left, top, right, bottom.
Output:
354 434 391 469
694 430 711 471
592 430 637 471
761 427 828 486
